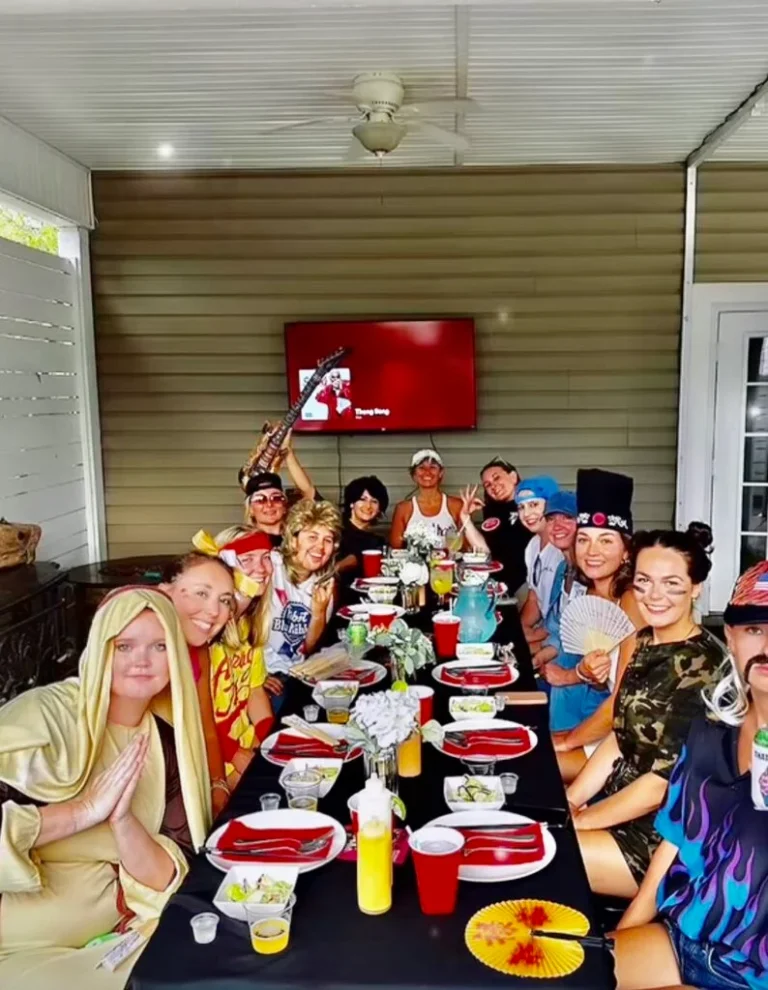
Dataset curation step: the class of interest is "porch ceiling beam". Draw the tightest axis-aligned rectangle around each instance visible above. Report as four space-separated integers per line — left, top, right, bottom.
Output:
686 69 768 167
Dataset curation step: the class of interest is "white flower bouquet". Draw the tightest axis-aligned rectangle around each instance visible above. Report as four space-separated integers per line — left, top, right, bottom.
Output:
405 522 445 559
346 689 419 756
399 560 429 587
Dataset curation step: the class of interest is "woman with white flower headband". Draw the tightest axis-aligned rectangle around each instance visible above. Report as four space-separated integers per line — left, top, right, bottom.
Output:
613 559 768 990
389 449 463 550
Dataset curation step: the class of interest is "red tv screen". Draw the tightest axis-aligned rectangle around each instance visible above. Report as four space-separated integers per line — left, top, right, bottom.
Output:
284 319 476 434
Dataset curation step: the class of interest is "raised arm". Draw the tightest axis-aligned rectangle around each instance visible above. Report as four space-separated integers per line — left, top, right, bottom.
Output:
282 432 316 500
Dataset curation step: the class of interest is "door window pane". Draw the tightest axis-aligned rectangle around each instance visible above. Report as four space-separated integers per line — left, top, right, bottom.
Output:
741 534 767 572
747 337 768 382
743 437 768 483
745 386 768 432
742 487 768 532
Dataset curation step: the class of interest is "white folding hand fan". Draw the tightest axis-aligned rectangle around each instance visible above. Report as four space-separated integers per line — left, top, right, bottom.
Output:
559 596 635 656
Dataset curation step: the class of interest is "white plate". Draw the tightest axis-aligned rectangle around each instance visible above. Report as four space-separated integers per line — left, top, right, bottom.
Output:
432 717 538 763
432 660 519 689
299 660 387 689
355 576 400 587
338 604 406 621
260 722 362 767
424 809 556 882
278 758 343 798
206 809 346 874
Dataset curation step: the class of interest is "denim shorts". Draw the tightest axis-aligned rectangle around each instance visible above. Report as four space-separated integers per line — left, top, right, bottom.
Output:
665 923 752 990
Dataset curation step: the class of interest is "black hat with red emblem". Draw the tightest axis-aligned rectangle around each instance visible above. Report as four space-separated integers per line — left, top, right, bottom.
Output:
576 468 634 535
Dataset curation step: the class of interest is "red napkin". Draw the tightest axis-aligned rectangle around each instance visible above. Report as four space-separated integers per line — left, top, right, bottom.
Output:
442 727 531 758
215 820 334 863
442 667 511 686
460 823 545 866
330 668 377 685
269 733 344 761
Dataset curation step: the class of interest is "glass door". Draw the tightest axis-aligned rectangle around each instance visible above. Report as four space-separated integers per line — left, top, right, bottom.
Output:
710 314 768 611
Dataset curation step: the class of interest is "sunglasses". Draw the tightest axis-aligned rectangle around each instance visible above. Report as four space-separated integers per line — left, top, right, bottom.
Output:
250 493 287 506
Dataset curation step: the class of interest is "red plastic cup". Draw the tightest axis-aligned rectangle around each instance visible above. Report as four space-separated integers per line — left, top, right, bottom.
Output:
409 826 465 915
433 612 461 658
410 685 434 724
369 605 397 631
362 549 383 578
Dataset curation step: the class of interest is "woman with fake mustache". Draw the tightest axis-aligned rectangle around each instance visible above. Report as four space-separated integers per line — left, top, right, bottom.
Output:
613 560 768 990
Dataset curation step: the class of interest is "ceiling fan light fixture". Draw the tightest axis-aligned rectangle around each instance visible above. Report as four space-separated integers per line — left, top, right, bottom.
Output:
352 119 406 157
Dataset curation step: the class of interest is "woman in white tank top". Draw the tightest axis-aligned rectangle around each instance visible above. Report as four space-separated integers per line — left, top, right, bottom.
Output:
389 448 463 548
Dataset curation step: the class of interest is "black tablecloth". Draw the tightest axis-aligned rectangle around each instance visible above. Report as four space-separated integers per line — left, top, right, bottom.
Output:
130 605 615 990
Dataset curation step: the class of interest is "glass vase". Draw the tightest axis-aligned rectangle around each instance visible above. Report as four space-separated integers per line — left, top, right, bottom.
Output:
363 747 398 795
400 583 420 614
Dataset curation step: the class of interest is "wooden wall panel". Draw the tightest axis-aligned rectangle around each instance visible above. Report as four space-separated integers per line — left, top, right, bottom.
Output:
91 167 684 556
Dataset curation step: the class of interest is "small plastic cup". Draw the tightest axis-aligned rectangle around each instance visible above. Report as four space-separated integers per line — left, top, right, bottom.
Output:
246 893 295 955
410 684 434 724
409 826 465 915
303 704 320 722
326 706 350 725
362 549 383 578
500 772 519 795
260 792 281 812
432 612 461 658
190 912 219 944
281 768 321 806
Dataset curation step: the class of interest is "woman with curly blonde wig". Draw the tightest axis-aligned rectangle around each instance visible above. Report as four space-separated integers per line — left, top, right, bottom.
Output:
262 499 342 700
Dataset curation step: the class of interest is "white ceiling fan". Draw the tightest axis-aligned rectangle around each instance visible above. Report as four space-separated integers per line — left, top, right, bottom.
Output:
255 72 475 160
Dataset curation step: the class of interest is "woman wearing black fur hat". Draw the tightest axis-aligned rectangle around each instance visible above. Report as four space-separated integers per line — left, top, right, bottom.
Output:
336 476 390 594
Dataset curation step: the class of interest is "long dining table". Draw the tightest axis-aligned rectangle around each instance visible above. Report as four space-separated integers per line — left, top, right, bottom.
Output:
129 601 616 990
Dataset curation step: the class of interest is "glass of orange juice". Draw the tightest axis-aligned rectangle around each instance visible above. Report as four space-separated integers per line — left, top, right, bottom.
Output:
247 895 295 954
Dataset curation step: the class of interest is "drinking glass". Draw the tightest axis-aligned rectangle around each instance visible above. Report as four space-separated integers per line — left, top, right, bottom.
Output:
281 769 321 809
429 560 455 607
259 792 281 812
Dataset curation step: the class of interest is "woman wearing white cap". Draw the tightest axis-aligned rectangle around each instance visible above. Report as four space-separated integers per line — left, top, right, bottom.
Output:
389 449 463 549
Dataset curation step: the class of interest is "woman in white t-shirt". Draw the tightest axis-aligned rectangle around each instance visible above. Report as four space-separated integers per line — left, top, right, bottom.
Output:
261 499 342 698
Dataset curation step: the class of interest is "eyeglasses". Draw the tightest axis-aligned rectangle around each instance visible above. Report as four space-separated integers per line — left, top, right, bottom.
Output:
250 493 287 506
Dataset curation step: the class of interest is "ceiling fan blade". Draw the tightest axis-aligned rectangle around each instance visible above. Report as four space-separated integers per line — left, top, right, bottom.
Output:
343 136 371 163
407 120 470 152
253 115 351 135
400 98 478 116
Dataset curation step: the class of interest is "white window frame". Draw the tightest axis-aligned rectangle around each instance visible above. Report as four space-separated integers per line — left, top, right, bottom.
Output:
677 282 768 613
0 192 106 562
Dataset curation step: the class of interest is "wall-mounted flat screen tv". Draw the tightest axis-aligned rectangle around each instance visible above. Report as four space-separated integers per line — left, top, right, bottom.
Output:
284 319 477 434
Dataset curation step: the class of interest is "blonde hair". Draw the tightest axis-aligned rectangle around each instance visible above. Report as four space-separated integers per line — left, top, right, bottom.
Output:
703 653 750 727
213 524 271 649
281 499 342 586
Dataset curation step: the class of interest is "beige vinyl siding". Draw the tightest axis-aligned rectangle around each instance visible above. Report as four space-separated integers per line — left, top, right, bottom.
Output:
91 167 684 557
696 164 768 282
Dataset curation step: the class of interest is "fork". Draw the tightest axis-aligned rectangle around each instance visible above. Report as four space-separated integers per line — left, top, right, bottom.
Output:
208 834 332 857
444 729 528 749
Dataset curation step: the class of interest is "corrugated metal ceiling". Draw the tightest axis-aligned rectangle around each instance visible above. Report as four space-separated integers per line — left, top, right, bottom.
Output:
0 0 767 169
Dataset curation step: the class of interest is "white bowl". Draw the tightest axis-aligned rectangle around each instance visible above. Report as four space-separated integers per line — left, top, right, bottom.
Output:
455 643 496 662
311 680 359 710
213 864 299 921
366 584 399 604
443 776 505 813
448 696 498 721
278 758 343 798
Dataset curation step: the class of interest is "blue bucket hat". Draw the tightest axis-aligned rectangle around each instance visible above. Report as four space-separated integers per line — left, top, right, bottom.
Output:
516 476 559 505
544 490 577 518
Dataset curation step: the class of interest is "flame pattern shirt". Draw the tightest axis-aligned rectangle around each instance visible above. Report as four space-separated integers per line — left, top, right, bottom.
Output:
655 717 768 990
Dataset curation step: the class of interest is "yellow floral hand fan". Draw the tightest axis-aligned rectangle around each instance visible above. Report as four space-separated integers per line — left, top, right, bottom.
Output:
465 899 590 979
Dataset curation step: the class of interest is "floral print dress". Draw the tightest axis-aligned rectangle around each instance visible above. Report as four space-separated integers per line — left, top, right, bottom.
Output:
603 628 725 883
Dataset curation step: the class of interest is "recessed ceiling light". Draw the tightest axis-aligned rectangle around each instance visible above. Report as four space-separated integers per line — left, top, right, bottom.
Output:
157 143 175 159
